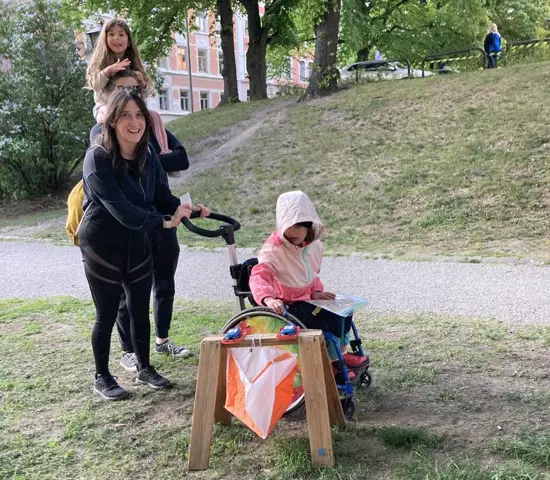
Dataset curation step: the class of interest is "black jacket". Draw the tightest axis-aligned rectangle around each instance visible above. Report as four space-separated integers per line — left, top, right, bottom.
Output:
82 146 180 234
148 128 189 173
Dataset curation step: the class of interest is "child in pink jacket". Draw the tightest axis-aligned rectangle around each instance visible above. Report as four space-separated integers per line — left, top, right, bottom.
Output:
249 191 367 369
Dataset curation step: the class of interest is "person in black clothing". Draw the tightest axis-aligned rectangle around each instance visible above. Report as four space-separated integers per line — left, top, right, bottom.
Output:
80 88 208 400
89 70 195 374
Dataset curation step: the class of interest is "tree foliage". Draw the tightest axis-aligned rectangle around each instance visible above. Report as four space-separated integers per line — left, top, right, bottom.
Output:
338 0 550 65
0 0 93 200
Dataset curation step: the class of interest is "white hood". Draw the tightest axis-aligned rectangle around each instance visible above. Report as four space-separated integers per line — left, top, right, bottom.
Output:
276 191 326 242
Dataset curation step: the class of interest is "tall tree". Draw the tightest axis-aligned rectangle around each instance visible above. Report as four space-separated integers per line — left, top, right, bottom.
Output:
303 0 342 98
238 0 300 99
217 0 239 103
340 0 489 65
0 0 93 199
483 0 550 40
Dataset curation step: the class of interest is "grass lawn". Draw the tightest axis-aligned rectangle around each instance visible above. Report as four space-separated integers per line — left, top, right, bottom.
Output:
3 62 550 261
2 297 550 479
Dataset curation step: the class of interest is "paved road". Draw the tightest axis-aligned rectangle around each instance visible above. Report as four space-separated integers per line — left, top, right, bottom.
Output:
1 241 549 324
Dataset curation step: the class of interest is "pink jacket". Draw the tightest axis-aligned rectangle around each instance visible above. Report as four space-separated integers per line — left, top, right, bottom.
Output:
250 191 327 306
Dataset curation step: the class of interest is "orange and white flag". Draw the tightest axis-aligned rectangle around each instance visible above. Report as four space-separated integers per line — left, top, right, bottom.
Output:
225 346 297 439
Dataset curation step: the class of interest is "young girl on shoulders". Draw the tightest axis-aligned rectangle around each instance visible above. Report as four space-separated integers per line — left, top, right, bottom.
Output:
86 18 154 122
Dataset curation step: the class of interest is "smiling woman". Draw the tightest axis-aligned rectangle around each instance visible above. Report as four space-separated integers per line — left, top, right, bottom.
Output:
77 89 196 401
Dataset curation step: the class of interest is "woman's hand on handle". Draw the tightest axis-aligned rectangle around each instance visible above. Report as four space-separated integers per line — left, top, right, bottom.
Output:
193 203 211 218
171 204 193 227
264 297 286 315
311 291 336 300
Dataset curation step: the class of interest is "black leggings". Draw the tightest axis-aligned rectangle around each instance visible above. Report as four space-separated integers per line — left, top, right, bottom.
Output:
287 301 352 340
116 227 180 351
79 219 154 375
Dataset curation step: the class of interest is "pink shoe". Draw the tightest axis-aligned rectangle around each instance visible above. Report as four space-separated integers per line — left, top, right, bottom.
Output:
344 353 370 369
332 363 356 382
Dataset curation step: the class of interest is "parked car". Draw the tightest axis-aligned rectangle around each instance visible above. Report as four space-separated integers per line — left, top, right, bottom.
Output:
339 60 433 81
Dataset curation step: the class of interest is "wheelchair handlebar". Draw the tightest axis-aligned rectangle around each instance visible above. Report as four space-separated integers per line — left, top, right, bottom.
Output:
182 211 241 238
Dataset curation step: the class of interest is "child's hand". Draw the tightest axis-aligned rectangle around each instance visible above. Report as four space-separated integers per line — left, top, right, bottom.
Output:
311 291 336 300
104 58 131 77
264 297 285 315
134 71 147 89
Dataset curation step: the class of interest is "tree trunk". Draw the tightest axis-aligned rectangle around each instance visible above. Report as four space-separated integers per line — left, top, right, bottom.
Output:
356 47 370 62
240 0 268 99
306 0 342 99
216 0 239 104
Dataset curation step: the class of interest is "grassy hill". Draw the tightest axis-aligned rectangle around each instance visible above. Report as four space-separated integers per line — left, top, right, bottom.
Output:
167 62 550 259
2 62 550 260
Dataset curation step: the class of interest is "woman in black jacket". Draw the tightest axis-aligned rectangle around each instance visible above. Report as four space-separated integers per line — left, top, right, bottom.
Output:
80 89 206 400
90 70 196 367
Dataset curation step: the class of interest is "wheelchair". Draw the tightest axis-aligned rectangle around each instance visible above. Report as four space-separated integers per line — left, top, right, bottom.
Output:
183 212 371 420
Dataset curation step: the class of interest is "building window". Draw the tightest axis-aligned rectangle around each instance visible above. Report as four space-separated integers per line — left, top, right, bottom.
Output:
197 12 208 33
215 18 222 35
180 91 189 111
246 89 250 102
158 56 169 69
177 47 187 71
198 49 208 73
200 92 209 110
218 50 224 76
299 61 307 82
159 89 169 111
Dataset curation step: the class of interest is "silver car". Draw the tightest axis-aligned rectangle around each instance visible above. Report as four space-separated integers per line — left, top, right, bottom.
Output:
340 61 433 81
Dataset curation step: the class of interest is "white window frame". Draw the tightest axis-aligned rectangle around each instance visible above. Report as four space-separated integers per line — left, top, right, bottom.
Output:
158 56 169 69
159 89 170 111
179 90 189 111
197 48 208 73
176 46 187 71
197 12 209 33
218 50 224 76
200 92 209 110
299 61 307 82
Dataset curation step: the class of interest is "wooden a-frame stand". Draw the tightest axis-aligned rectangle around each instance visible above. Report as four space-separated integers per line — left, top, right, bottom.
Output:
188 329 345 471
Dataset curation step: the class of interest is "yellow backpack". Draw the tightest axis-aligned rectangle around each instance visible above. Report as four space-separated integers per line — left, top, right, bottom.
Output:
66 179 85 246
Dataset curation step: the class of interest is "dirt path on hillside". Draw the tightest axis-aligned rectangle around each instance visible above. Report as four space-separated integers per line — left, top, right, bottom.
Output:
170 98 295 187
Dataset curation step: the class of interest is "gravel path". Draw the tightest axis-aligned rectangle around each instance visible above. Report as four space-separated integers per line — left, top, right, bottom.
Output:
1 241 549 324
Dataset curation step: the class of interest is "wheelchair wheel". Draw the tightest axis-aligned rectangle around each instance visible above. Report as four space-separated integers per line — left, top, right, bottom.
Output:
220 307 306 415
342 396 356 421
358 370 372 389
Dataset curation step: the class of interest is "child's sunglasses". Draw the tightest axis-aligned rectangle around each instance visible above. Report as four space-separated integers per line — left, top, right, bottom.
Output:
116 85 142 92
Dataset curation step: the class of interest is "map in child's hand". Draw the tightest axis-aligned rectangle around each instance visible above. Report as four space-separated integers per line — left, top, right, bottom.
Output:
307 293 368 316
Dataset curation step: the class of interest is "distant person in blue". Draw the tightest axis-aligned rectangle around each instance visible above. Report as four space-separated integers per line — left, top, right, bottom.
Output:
484 23 502 69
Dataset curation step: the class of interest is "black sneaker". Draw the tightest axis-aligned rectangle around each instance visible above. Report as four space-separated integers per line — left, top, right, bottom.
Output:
120 352 138 373
136 366 173 390
155 340 193 358
93 374 129 401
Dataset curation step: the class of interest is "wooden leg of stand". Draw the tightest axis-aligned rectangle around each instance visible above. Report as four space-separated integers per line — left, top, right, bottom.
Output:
320 341 346 427
299 334 335 468
214 346 232 425
188 339 222 471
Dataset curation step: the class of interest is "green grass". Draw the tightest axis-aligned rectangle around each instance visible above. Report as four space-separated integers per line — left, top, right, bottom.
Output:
3 298 550 478
493 434 550 468
170 61 550 259
4 63 550 260
0 208 66 229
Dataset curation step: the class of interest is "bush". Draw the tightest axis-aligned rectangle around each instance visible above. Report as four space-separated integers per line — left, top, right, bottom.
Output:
0 0 93 200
